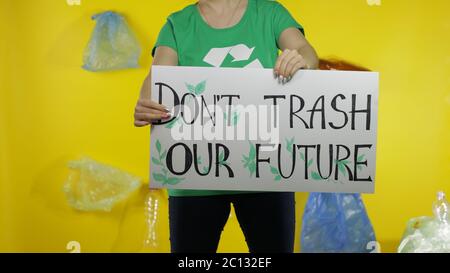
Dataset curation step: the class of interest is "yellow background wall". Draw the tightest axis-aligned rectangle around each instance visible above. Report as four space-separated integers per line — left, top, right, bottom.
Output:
0 0 449 253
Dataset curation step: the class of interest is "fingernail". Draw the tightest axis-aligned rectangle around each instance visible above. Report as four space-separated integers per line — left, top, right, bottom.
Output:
279 75 284 84
273 71 278 78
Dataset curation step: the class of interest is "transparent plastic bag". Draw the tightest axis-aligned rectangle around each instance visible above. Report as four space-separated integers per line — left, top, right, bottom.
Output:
82 11 140 72
63 157 142 212
301 193 376 253
398 191 450 253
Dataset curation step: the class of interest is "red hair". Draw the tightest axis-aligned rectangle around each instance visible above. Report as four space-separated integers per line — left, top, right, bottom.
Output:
319 59 370 72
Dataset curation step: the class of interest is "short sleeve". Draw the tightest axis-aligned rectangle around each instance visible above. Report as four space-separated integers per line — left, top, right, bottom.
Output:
152 19 178 57
273 2 304 44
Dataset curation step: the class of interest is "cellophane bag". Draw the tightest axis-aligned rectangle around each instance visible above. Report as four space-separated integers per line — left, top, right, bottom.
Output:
301 193 376 253
63 157 141 212
82 11 140 71
398 191 450 253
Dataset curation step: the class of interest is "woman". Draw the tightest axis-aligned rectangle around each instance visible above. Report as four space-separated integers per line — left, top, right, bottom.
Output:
134 0 318 253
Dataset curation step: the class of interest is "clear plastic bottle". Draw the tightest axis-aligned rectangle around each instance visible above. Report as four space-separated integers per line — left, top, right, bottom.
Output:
143 190 160 250
433 191 449 224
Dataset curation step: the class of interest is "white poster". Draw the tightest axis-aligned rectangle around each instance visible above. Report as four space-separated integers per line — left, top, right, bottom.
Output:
150 65 378 193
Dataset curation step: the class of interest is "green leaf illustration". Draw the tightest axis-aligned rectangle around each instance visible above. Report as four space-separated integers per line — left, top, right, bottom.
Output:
153 173 165 182
185 83 195 93
223 110 240 126
357 154 365 162
218 151 225 163
249 142 256 159
311 172 323 180
270 166 279 175
338 163 346 176
165 177 184 185
152 140 184 185
248 162 256 177
165 117 180 129
285 137 295 154
286 145 292 154
194 80 206 95
151 157 161 165
336 159 351 177
232 112 240 125
160 150 167 160
356 155 365 171
242 155 249 164
242 142 257 177
307 159 314 167
299 152 305 161
156 140 161 153
270 165 282 181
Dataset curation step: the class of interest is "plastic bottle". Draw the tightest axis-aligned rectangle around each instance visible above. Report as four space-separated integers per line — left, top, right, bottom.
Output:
433 191 449 224
143 190 160 249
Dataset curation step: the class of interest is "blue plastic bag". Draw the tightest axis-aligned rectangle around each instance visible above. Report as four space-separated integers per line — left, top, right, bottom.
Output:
301 193 376 253
83 11 140 72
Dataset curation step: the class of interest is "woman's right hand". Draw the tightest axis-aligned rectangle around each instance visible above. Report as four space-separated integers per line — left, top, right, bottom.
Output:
135 46 178 127
134 99 171 127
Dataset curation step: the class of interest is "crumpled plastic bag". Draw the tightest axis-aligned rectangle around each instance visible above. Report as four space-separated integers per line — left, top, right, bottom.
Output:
63 157 142 212
301 193 376 253
82 11 141 71
398 191 450 253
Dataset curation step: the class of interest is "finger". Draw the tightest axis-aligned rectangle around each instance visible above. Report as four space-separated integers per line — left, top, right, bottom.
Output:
138 99 169 112
135 105 167 115
274 49 291 79
138 100 169 112
134 120 150 127
135 112 170 122
279 50 299 79
287 57 308 81
284 55 302 79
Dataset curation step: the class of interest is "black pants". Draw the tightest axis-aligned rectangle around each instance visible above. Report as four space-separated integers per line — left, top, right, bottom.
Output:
169 192 295 253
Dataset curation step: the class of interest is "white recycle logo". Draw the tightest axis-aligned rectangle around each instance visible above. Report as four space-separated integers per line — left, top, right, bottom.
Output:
203 44 263 68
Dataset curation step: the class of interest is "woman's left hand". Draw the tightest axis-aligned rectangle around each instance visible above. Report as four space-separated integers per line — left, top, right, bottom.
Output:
274 49 309 84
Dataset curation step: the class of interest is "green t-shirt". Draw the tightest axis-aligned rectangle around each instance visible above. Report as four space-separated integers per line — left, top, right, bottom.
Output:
153 0 303 197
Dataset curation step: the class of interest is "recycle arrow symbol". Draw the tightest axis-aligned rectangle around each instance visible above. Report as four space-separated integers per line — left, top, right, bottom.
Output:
203 44 262 68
